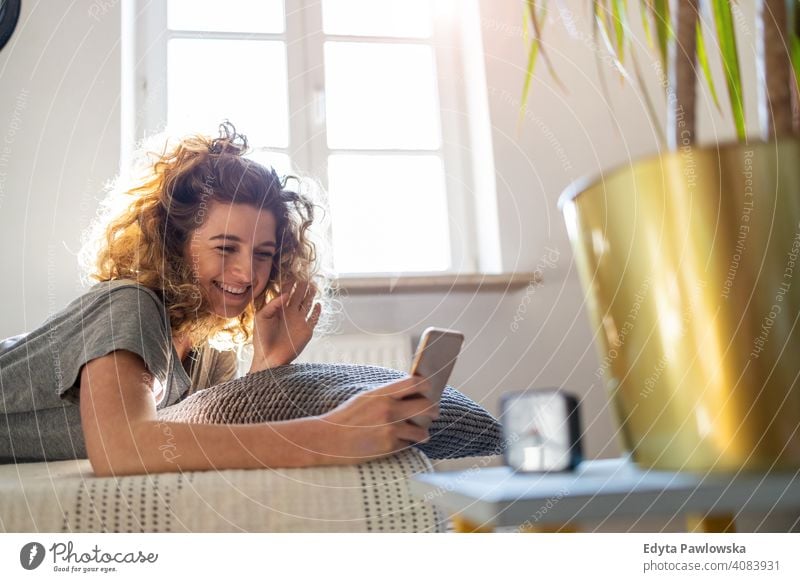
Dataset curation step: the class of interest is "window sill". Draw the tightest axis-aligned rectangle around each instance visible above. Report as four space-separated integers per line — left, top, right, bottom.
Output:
334 272 541 295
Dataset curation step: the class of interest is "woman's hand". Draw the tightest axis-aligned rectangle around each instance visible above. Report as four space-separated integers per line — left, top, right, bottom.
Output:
309 376 440 465
250 279 322 372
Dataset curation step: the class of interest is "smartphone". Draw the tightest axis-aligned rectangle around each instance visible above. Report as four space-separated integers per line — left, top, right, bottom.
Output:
408 327 465 403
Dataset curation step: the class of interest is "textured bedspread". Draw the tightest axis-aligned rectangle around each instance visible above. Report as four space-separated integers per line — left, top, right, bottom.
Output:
0 449 445 532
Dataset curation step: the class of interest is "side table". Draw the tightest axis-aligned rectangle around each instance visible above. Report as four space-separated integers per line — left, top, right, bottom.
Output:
410 457 800 533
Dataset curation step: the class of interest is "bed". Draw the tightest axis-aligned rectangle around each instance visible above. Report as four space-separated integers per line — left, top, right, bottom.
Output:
0 449 446 532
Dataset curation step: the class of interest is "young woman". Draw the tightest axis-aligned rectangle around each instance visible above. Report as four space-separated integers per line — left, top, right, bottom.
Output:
0 123 437 475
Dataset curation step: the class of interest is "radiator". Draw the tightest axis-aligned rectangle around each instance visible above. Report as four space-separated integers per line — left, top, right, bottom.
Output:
295 333 413 370
237 333 413 377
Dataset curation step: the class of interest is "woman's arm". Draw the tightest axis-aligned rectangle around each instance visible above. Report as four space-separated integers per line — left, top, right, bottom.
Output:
80 349 437 477
80 349 324 476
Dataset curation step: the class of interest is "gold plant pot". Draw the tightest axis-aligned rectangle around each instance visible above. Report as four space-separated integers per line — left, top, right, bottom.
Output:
560 139 800 472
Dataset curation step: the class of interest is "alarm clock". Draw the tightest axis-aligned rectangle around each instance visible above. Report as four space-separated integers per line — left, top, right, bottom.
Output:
500 388 583 472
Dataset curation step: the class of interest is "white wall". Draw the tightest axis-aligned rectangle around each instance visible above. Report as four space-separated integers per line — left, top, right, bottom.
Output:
0 0 764 469
0 0 121 326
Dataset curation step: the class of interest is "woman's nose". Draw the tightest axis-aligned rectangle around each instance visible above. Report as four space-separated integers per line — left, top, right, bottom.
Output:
227 254 253 283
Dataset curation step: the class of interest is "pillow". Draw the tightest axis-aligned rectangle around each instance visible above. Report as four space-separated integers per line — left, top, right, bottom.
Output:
158 363 505 459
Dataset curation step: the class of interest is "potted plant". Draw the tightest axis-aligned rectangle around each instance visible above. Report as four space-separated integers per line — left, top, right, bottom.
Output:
525 1 800 471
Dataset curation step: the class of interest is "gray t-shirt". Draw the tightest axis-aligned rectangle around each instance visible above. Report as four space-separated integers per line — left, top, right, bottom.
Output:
0 279 193 462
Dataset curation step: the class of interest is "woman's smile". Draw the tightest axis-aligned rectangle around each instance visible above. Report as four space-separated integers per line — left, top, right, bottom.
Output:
212 279 251 301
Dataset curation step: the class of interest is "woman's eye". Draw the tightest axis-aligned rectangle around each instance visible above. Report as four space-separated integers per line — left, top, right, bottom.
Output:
256 252 274 260
216 246 234 253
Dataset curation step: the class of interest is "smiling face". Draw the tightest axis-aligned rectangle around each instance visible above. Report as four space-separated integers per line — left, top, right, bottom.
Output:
184 201 278 319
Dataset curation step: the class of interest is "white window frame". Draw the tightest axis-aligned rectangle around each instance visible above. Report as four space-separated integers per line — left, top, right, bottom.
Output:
124 0 497 276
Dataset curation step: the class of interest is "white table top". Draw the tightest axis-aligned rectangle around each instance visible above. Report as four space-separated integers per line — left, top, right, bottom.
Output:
410 457 800 528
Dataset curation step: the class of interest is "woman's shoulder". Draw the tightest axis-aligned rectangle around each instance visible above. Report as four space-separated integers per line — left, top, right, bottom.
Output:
53 279 170 328
4 279 173 370
84 278 166 306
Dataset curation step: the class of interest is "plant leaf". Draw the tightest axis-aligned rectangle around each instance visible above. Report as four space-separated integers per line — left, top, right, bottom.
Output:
629 45 667 145
611 0 627 61
639 0 654 47
594 0 627 84
519 2 551 130
594 1 631 78
524 1 565 91
791 0 800 98
711 0 746 141
792 35 800 94
522 0 530 46
648 0 672 73
519 31 541 132
696 18 721 110
591 2 624 141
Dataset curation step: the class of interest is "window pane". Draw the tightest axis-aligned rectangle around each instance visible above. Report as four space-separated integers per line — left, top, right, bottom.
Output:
167 39 289 148
322 0 432 38
325 42 441 150
245 150 292 177
328 154 450 273
168 0 284 34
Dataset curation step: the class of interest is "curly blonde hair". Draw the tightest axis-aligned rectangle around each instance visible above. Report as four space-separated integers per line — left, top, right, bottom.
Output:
79 122 329 351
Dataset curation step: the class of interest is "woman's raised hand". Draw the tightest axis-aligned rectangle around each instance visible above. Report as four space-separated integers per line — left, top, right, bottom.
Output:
309 375 440 465
250 279 322 371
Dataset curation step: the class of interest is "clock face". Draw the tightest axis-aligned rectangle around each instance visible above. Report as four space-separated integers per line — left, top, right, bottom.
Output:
505 391 572 471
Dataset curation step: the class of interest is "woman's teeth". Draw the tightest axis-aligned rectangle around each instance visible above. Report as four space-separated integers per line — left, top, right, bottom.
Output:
213 280 249 296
